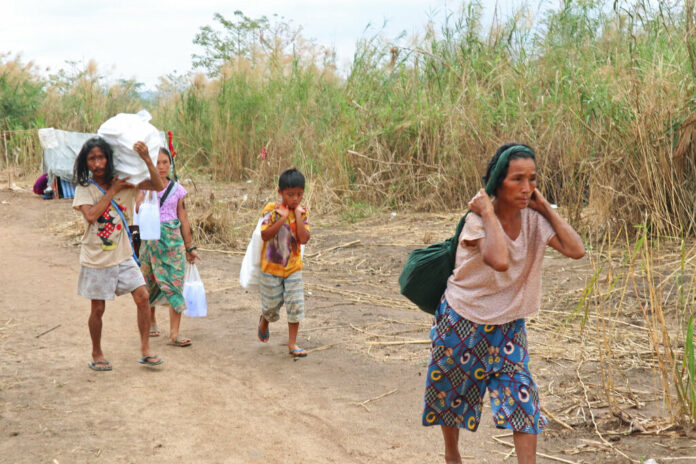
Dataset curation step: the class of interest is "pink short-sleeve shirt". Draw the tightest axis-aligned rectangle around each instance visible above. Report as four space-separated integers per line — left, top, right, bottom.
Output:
443 208 556 325
150 181 187 222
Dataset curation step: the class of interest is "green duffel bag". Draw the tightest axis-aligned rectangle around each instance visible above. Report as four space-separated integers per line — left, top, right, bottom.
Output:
398 212 469 314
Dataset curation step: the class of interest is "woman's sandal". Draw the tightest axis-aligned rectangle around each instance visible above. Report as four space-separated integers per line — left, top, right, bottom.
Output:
149 324 160 337
167 334 192 347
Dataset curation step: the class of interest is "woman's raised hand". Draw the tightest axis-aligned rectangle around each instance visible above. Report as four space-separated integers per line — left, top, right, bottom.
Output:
133 141 149 160
528 188 548 212
468 189 494 216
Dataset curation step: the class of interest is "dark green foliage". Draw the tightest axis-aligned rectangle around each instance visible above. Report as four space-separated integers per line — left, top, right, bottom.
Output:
0 54 45 129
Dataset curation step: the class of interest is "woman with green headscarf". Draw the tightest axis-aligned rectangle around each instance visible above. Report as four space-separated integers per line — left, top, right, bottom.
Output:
422 143 585 464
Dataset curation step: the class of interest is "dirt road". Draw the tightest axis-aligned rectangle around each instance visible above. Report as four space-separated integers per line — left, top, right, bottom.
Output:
0 187 504 464
3 181 691 464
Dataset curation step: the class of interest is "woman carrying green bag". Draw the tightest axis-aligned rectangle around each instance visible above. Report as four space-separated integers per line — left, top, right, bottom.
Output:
422 143 584 464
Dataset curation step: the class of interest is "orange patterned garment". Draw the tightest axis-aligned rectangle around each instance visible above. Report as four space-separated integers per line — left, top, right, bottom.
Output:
259 202 310 278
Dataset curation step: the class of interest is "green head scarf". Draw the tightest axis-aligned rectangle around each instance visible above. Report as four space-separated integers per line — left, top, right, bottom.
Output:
484 145 534 196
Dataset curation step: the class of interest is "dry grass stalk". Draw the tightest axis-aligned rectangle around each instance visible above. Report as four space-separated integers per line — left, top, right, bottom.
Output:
305 341 350 354
35 325 61 339
197 247 244 255
365 340 430 346
577 359 638 463
351 388 398 412
490 436 580 464
540 405 574 431
303 240 361 258
307 283 414 311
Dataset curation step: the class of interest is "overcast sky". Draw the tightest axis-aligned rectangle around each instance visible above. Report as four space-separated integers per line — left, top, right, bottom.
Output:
2 0 529 90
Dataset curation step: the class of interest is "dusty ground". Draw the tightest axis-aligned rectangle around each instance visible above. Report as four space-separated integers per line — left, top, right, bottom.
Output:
1 174 695 464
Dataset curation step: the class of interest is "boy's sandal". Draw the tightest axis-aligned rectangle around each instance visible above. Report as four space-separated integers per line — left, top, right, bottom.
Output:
257 316 269 343
167 335 192 347
138 355 164 366
289 346 307 358
88 360 112 371
149 324 160 337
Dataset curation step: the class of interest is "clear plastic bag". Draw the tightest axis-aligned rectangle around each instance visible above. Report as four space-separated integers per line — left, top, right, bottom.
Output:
240 218 263 289
183 264 207 317
139 190 161 241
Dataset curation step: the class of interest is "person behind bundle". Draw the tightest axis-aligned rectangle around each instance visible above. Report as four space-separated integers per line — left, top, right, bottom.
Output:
72 137 165 371
422 144 585 464
136 147 200 346
256 168 311 358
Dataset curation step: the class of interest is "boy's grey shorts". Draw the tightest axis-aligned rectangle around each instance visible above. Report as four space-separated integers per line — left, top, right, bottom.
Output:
260 271 305 323
77 258 146 301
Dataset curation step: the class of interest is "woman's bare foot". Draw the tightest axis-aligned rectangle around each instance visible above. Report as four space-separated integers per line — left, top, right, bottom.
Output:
149 324 160 337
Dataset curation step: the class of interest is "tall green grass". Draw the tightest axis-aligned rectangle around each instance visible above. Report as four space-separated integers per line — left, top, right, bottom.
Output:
1 57 145 134
576 223 696 423
5 3 696 236
1 58 145 177
0 53 44 130
149 1 696 236
41 60 144 133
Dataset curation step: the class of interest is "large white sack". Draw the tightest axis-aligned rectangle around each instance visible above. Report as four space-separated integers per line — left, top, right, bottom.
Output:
97 110 161 185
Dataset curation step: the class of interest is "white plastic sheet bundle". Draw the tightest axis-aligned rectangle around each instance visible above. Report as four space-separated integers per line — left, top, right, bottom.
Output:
97 110 161 184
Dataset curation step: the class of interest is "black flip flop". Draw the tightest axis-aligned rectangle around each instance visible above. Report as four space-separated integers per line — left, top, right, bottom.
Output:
88 360 112 371
138 355 164 366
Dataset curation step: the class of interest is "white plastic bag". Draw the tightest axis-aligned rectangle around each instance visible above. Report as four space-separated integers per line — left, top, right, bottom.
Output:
240 218 263 289
139 190 161 240
97 110 161 184
183 264 207 317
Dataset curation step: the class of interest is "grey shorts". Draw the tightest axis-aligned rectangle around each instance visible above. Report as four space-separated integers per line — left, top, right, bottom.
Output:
260 271 305 323
77 258 146 301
